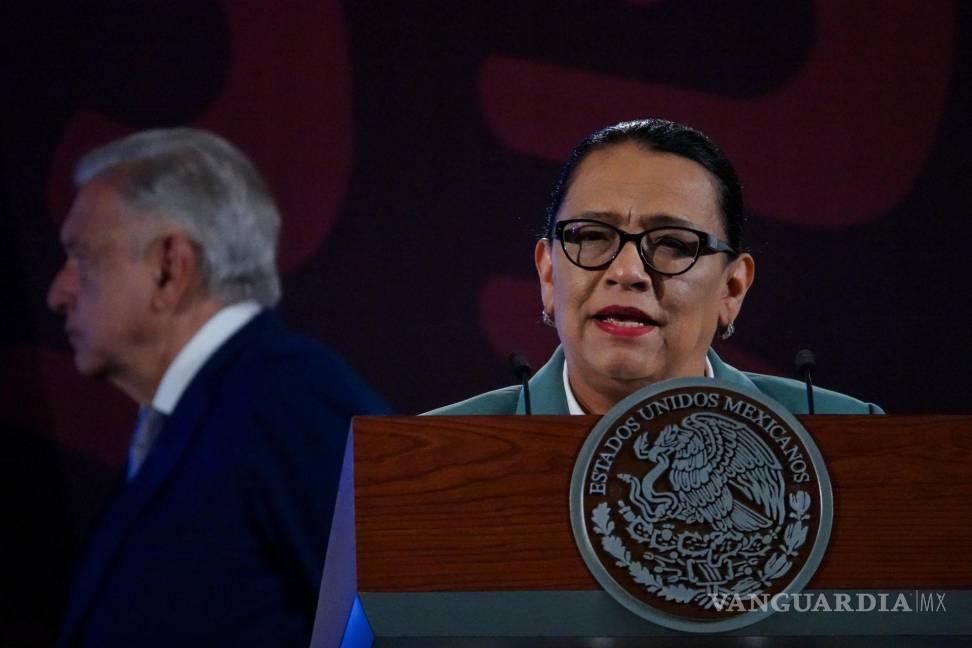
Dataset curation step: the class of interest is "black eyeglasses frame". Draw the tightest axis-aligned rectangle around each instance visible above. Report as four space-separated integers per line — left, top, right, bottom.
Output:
550 218 738 277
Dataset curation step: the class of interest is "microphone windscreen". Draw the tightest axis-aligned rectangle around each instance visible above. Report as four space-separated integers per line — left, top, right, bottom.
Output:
508 351 533 379
795 348 816 376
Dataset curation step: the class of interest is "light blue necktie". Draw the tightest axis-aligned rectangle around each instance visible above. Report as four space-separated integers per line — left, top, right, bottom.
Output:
127 406 166 481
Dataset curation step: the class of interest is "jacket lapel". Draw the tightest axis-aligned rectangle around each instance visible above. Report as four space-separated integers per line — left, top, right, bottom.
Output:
58 311 275 645
513 347 748 416
516 346 569 414
707 348 759 391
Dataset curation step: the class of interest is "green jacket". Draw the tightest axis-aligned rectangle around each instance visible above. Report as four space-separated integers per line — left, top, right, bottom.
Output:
425 347 883 416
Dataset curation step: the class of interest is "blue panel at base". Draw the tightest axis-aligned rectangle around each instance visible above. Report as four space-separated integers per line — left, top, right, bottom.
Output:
339 595 374 648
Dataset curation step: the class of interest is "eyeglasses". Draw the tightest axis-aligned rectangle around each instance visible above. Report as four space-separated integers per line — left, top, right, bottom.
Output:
551 219 737 276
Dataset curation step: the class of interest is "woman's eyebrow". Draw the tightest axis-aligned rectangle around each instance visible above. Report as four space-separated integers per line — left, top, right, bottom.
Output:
570 210 696 229
638 213 697 229
568 210 624 223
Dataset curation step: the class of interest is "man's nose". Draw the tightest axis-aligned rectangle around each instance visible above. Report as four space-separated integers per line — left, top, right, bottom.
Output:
605 239 652 291
47 262 76 314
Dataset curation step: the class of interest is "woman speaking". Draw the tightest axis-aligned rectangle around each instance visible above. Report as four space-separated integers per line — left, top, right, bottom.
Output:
429 119 881 416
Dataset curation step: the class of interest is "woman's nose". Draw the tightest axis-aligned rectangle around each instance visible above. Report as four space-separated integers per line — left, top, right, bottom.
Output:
605 239 652 290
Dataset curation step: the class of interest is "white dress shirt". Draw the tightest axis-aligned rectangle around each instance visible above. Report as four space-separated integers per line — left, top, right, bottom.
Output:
152 300 262 414
563 356 715 415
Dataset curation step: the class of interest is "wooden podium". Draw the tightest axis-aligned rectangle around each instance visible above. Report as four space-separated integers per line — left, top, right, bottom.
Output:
351 415 972 645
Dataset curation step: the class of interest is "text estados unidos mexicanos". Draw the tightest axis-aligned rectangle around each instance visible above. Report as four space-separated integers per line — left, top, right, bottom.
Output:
588 391 810 496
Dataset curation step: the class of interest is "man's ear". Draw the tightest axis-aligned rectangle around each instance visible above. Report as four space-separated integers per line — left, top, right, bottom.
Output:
149 232 201 311
719 253 755 329
535 238 554 318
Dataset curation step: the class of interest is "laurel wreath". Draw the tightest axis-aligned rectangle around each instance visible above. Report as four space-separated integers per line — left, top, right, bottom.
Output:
590 489 811 606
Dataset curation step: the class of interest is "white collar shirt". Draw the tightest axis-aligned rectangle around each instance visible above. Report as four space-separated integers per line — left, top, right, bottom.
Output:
151 301 262 414
563 356 714 415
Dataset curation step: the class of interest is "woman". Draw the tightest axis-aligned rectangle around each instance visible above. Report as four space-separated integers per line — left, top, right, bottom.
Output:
429 119 882 415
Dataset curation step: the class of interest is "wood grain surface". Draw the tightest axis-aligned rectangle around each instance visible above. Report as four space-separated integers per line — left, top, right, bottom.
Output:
354 415 972 591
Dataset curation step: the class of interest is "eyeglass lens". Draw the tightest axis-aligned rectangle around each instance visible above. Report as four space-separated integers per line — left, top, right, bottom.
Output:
560 221 702 274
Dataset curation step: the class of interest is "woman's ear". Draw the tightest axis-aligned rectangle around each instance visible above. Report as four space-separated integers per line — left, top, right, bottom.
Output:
535 238 554 317
719 253 755 328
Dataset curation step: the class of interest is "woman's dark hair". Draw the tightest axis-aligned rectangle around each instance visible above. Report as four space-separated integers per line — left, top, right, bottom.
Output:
545 118 746 252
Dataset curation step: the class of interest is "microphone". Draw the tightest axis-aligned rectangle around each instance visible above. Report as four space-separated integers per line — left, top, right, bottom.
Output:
508 352 533 415
795 349 816 415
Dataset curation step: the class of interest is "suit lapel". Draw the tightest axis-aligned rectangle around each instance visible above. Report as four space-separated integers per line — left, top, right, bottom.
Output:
513 347 749 416
707 348 759 390
58 311 276 645
516 346 569 414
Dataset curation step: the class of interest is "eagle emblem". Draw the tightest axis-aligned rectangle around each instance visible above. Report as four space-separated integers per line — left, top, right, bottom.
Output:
616 413 786 587
571 379 832 633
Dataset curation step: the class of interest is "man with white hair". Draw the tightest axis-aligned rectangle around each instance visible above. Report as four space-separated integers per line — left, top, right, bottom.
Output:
48 128 386 648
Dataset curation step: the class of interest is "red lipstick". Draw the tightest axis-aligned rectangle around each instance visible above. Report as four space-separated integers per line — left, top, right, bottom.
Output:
592 306 656 338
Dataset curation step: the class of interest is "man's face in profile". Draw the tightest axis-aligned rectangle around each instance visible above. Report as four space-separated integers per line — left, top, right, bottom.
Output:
47 175 158 381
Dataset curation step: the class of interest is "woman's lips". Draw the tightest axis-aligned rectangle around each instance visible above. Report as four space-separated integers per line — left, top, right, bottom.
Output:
592 306 657 338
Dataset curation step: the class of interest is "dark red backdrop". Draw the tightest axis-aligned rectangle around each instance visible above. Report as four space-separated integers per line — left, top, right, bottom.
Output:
2 1 970 644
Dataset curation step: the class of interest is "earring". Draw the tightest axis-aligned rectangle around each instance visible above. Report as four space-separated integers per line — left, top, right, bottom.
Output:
541 311 556 328
720 321 735 340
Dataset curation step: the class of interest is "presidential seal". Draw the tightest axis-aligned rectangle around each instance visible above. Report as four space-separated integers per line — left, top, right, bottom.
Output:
569 378 833 633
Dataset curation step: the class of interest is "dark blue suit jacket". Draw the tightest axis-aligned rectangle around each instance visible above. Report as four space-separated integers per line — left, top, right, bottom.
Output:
57 311 389 648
